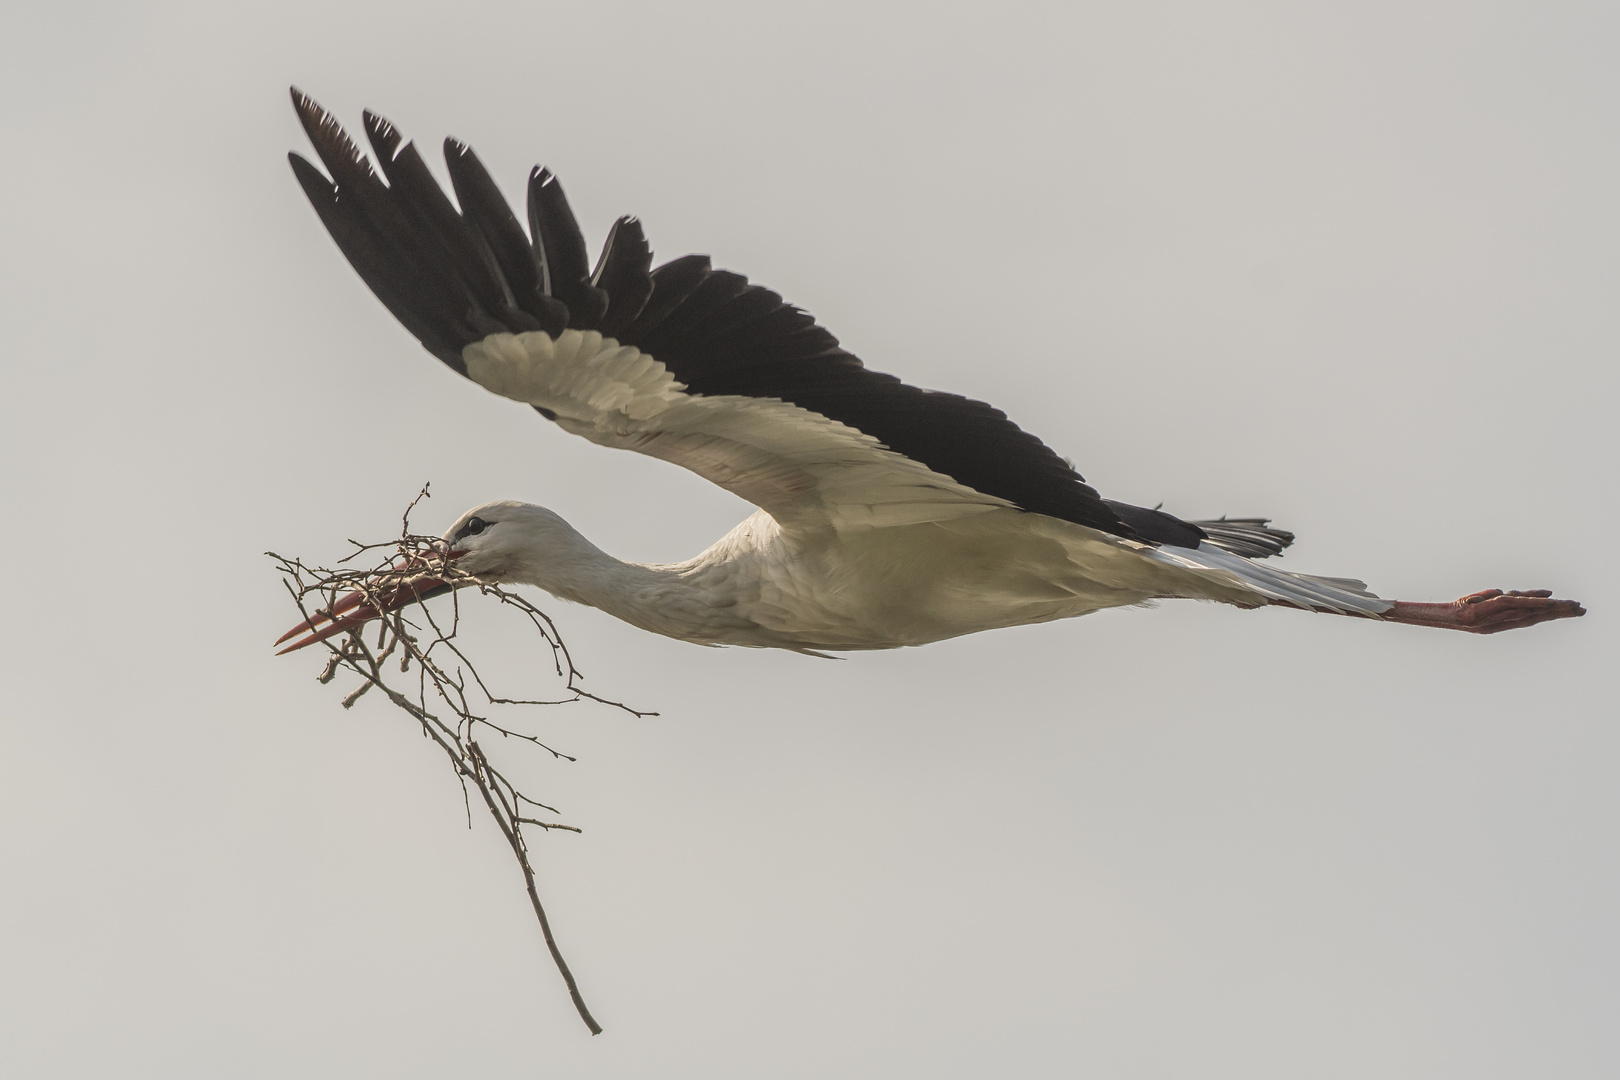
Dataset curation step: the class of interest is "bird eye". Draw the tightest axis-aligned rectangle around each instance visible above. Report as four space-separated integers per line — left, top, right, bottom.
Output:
455 517 489 542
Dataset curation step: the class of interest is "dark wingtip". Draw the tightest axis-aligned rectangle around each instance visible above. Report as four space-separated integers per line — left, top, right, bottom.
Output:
443 137 487 187
362 109 404 163
591 215 655 336
290 88 378 186
288 86 328 132
288 151 339 206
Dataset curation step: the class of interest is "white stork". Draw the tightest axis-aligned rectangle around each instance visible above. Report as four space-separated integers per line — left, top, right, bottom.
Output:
277 90 1583 656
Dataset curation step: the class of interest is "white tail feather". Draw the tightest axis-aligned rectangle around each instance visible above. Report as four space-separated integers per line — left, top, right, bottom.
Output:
1149 542 1393 616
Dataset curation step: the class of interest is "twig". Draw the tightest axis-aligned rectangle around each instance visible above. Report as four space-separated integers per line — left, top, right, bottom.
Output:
470 741 601 1034
269 493 650 1034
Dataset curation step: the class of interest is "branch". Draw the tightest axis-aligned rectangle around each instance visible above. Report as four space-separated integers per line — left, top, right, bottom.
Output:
269 493 651 1034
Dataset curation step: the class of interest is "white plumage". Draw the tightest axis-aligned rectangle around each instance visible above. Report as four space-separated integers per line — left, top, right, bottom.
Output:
463 329 1013 532
419 498 1388 655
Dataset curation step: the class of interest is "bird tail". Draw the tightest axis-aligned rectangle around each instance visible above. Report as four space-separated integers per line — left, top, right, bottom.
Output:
1146 540 1393 616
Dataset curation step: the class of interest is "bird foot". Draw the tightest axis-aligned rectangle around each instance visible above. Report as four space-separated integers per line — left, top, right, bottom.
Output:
1383 589 1586 634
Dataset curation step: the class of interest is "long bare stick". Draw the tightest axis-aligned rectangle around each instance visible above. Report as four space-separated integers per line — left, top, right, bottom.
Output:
469 742 602 1034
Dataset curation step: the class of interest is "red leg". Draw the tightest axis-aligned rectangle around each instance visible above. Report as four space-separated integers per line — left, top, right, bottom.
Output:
1380 589 1586 634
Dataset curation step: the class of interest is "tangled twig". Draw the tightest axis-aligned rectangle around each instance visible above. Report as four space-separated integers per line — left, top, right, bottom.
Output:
269 485 653 1034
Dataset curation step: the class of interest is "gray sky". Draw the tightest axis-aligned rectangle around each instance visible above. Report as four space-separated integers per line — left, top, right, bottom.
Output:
1 1 1614 1075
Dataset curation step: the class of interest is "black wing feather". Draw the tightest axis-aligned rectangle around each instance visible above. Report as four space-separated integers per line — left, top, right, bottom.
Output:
590 216 655 338
288 92 1222 547
361 114 514 324
443 140 568 336
291 92 487 362
635 271 755 365
526 167 609 328
1103 502 1208 549
288 153 468 369
616 255 713 342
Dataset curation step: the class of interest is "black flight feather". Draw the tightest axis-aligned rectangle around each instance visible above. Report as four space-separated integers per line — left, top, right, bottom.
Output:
590 216 655 338
616 255 712 343
361 114 510 322
444 141 569 336
527 167 609 328
288 152 467 370
285 94 1229 547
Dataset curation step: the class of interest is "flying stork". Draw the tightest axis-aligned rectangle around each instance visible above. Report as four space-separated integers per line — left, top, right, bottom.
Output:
277 90 1584 656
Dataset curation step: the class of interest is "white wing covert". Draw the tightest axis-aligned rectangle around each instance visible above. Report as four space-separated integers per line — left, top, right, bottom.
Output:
464 330 1013 532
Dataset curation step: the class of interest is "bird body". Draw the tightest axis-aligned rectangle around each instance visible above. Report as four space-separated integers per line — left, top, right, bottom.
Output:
276 91 1583 655
443 495 1384 653
439 325 1392 650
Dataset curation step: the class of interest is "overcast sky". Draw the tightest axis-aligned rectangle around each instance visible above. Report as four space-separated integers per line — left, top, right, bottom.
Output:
1 1 1614 1076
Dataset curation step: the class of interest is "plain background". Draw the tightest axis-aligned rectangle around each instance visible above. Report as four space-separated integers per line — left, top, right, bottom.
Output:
1 2 1614 1076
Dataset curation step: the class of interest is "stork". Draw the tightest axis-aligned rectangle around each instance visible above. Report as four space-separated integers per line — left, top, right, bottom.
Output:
277 90 1583 656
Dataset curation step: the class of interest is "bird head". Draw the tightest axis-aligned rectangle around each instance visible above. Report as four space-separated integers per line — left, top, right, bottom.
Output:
434 500 577 582
274 500 579 654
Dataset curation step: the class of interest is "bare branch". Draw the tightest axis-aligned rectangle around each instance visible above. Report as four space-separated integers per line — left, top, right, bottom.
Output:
269 495 650 1035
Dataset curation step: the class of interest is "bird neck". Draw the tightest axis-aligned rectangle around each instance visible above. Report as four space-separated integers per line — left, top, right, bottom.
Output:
514 529 747 644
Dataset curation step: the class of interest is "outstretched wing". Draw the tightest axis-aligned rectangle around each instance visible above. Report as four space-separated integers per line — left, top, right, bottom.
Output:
288 90 1204 543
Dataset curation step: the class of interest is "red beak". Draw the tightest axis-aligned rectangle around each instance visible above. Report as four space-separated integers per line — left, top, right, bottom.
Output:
275 554 461 655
